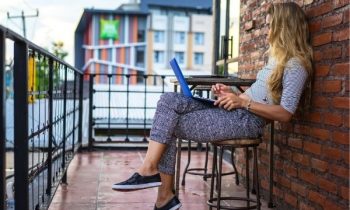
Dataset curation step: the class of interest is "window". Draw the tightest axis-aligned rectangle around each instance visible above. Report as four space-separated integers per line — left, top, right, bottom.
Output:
194 52 204 65
137 30 145 42
154 30 165 43
216 0 240 75
174 52 185 64
174 32 185 44
194 32 204 45
135 47 145 67
154 51 164 63
137 18 146 42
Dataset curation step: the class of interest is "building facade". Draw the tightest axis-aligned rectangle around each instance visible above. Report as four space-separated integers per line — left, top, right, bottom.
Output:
74 0 213 84
75 9 148 85
143 1 212 76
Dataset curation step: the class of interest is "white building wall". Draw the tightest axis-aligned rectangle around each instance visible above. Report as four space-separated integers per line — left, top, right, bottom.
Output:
172 16 189 68
151 15 167 69
191 14 213 71
152 15 168 48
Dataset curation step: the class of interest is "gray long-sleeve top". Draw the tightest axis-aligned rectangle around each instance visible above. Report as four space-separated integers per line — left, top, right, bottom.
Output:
244 57 308 114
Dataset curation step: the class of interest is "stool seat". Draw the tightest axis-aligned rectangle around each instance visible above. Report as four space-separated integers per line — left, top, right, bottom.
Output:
213 138 262 146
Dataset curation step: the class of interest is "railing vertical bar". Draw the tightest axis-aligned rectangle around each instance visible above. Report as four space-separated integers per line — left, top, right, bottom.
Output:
107 74 111 141
78 74 83 146
72 71 76 152
161 76 165 93
0 27 6 210
57 63 62 179
46 57 54 196
52 62 58 184
28 51 35 209
143 75 147 141
125 74 130 141
36 53 42 208
29 52 35 210
13 39 29 210
42 56 47 204
88 75 94 150
61 66 67 183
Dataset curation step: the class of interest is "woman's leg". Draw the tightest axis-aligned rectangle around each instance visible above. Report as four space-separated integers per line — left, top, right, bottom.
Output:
140 93 211 206
156 173 174 207
137 140 176 207
138 140 166 176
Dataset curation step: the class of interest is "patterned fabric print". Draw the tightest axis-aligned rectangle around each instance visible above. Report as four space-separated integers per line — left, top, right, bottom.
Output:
150 92 265 175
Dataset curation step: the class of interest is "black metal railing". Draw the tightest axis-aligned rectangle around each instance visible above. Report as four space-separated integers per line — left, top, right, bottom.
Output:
86 72 212 149
87 73 171 148
0 25 84 210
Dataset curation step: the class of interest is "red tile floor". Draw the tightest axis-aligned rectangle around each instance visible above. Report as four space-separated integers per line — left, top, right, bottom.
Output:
49 150 269 210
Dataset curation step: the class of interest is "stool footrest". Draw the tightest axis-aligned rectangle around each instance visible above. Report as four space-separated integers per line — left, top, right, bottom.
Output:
185 168 236 177
207 197 259 210
186 168 211 176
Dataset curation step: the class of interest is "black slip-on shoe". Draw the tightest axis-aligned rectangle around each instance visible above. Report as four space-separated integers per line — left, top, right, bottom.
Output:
154 196 182 210
112 172 162 191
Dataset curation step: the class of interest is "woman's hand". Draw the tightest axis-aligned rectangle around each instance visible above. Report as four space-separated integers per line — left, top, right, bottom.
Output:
214 93 249 111
211 83 233 97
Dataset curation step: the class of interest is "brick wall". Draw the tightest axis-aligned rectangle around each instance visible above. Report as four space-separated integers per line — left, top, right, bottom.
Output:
236 0 349 209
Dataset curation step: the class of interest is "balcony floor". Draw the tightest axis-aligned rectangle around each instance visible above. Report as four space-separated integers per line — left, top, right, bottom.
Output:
49 150 269 210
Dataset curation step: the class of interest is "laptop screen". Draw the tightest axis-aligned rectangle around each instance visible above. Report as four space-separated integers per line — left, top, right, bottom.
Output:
169 58 192 97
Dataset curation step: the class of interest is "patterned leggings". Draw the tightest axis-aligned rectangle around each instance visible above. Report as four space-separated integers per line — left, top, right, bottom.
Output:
149 92 265 175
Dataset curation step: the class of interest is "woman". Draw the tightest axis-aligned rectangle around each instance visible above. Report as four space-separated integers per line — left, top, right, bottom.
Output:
112 2 313 210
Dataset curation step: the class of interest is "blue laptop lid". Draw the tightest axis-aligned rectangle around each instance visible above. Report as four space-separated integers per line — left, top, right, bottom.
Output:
169 58 192 97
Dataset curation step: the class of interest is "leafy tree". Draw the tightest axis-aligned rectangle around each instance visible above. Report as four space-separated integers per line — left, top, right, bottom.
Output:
35 41 68 94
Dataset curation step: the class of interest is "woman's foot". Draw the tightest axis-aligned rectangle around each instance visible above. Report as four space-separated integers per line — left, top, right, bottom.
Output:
112 172 161 191
154 196 181 210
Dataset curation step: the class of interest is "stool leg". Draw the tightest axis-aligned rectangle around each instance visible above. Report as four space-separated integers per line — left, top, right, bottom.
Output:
254 147 261 210
203 143 209 181
252 164 256 194
245 147 250 208
216 147 224 210
214 149 219 191
209 146 217 210
181 140 192 186
230 148 239 185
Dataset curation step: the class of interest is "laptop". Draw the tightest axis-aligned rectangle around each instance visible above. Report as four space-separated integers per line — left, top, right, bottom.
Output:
169 58 215 105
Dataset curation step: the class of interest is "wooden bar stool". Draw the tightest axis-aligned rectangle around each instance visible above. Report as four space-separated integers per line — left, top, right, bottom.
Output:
207 137 262 210
181 141 239 186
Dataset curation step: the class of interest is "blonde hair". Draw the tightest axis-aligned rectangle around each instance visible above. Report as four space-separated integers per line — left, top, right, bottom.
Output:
267 2 313 105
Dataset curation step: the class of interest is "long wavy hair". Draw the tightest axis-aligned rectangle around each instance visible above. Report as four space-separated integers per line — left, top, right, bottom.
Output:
267 2 313 105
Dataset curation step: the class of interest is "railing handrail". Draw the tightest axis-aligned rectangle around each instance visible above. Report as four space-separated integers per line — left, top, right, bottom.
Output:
0 24 83 75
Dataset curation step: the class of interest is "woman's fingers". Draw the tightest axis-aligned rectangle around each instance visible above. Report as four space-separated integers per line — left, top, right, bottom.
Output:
227 104 236 111
214 96 224 106
215 84 220 93
216 96 231 107
211 85 216 92
223 101 232 109
214 93 241 110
